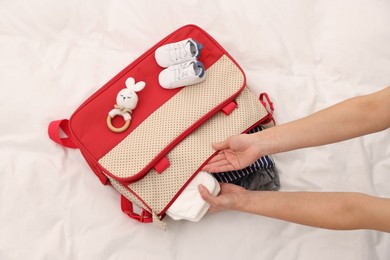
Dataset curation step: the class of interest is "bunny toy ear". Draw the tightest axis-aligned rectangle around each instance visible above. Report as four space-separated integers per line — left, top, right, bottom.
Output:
125 77 135 88
125 77 145 92
133 81 146 92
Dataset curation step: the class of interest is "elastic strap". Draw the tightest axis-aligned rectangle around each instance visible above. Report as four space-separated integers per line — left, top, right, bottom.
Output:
259 93 274 115
48 119 78 148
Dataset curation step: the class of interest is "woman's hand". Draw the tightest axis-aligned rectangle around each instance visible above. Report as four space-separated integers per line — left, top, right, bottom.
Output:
198 182 247 212
202 134 263 173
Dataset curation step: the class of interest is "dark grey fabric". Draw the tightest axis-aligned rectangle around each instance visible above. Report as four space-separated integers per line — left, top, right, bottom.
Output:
232 167 280 191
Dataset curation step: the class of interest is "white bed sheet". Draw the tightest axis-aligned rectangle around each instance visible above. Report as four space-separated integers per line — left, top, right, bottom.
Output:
1 0 389 259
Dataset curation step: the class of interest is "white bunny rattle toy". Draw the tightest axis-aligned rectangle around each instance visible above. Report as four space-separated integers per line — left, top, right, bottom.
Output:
106 77 146 133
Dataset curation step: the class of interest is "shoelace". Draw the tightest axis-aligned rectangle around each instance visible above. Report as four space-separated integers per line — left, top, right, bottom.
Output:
173 62 195 81
168 41 191 62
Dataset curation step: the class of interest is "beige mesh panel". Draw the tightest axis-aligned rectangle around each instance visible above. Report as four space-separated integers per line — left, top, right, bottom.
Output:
108 176 147 211
99 55 244 179
127 87 268 214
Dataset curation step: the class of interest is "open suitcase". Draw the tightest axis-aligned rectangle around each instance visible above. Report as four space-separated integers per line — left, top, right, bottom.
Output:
48 24 275 230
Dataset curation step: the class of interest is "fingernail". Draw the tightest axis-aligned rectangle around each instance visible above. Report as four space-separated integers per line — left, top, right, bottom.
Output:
198 185 204 193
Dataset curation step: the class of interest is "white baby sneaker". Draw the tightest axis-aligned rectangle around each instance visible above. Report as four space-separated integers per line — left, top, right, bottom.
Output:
158 60 206 89
155 38 203 67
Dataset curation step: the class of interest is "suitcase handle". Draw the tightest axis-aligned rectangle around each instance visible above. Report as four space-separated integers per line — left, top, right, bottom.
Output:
48 119 78 148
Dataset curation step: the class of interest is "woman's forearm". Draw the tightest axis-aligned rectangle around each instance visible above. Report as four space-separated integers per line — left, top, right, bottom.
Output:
258 86 390 155
235 190 390 232
202 86 390 232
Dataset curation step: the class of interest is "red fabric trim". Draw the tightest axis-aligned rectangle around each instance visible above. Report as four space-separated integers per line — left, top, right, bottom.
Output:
80 150 109 185
221 100 237 115
259 92 274 114
153 156 170 174
48 119 78 148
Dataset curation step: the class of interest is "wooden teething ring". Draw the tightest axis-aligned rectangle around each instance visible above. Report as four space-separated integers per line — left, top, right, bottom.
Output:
106 115 131 133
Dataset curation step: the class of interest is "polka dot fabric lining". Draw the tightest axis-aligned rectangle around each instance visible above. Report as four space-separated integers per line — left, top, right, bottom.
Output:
98 55 244 179
109 87 268 215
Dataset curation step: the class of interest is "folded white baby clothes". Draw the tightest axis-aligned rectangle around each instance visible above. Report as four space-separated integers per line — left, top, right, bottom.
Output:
166 171 220 222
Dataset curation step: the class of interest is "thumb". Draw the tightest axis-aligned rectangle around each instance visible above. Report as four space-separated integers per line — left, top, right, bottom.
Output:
198 184 217 205
211 138 230 151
